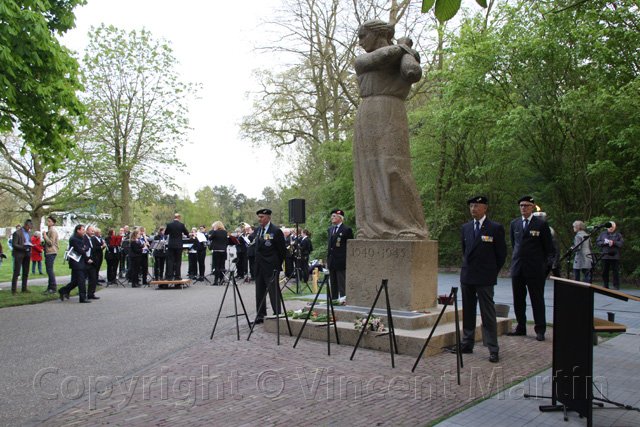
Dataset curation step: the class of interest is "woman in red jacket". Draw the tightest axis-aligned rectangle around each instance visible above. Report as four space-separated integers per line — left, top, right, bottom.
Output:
30 231 44 274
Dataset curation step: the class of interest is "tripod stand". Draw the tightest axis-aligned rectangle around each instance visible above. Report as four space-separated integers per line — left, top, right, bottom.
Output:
412 287 463 384
293 274 340 355
210 267 251 340
248 269 292 345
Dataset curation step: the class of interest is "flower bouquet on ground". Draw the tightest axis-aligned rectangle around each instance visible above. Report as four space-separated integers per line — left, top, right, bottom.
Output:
354 315 386 334
286 309 335 322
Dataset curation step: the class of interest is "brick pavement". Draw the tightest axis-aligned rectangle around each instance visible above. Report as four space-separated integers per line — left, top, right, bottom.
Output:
41 324 552 426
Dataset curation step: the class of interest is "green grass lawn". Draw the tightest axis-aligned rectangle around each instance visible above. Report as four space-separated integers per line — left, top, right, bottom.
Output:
0 284 81 308
0 238 108 283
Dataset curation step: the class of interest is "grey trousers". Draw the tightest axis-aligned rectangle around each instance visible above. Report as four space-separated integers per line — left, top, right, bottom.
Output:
461 283 499 354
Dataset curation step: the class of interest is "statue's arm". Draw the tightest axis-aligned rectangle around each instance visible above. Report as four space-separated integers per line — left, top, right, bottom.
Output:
354 45 404 74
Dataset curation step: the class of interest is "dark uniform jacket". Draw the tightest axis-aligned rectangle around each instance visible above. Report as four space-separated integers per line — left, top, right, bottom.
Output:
299 236 313 257
510 215 554 280
327 223 353 270
461 218 507 286
165 220 189 249
255 223 286 274
68 234 89 270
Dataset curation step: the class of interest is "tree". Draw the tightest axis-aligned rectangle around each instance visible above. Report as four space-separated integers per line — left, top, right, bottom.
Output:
0 133 89 230
0 0 86 169
79 24 199 227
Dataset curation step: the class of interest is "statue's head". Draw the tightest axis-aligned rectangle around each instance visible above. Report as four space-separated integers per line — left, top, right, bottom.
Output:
358 20 395 52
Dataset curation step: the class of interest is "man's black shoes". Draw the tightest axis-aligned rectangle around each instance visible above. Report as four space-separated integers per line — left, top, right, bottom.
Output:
489 353 499 363
506 329 526 336
536 333 545 341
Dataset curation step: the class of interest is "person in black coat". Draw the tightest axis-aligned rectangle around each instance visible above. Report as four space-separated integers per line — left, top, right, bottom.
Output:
460 196 507 363
247 226 257 281
153 227 168 280
164 213 189 280
129 229 144 287
84 226 101 299
596 221 624 290
508 196 554 341
209 221 228 285
235 227 249 280
105 228 120 285
299 229 313 283
327 208 354 299
253 208 286 324
59 224 93 303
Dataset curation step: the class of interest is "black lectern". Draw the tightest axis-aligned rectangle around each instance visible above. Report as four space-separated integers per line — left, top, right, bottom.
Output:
533 277 640 426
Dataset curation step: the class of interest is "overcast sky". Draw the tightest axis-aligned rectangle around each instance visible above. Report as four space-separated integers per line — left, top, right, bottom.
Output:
60 0 285 200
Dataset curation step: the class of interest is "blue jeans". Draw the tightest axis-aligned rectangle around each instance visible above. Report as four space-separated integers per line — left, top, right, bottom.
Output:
32 260 42 274
45 253 57 290
574 268 590 283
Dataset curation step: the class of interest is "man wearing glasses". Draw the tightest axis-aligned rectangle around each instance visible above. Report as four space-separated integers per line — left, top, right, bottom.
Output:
508 196 554 342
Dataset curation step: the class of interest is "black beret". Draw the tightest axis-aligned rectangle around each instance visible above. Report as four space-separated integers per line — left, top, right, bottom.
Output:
467 196 487 205
256 208 272 216
518 196 535 205
330 209 344 216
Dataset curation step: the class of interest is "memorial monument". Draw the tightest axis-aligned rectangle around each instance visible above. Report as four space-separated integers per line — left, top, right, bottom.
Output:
347 19 438 311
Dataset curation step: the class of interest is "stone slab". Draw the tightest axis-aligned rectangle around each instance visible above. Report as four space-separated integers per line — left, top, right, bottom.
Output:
265 315 513 358
313 304 458 330
346 239 438 311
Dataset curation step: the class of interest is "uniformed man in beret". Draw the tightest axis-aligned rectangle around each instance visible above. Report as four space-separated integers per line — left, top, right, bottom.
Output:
327 209 354 299
460 196 507 363
508 196 554 341
253 208 287 325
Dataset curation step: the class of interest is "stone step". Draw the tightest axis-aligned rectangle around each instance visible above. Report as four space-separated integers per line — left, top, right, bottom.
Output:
264 315 513 358
310 303 458 330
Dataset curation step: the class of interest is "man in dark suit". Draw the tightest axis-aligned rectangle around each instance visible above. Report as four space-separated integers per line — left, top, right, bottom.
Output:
508 196 554 341
11 219 33 295
253 208 286 324
85 226 101 300
299 229 313 283
164 213 189 280
460 196 507 363
327 208 354 299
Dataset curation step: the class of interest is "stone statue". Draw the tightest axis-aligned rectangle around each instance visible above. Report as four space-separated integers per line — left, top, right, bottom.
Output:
352 19 429 240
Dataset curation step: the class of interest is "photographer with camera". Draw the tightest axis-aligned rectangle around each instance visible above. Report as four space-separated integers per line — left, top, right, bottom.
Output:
596 221 624 290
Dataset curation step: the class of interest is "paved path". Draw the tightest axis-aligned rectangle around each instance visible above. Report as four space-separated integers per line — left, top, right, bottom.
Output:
1 272 639 426
0 262 256 427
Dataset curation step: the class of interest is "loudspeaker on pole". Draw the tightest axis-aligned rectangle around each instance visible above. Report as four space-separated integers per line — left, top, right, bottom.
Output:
288 199 306 224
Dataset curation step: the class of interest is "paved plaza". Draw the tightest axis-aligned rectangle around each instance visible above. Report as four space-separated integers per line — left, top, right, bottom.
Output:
0 270 638 426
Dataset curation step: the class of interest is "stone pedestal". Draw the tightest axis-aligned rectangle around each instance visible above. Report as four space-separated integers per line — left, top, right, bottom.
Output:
345 239 438 311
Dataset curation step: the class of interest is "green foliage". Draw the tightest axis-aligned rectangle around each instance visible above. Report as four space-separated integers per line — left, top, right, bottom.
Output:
412 0 640 272
422 0 487 23
0 0 86 169
78 24 199 226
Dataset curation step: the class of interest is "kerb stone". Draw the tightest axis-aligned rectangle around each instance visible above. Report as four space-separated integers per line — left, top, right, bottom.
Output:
345 239 438 311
